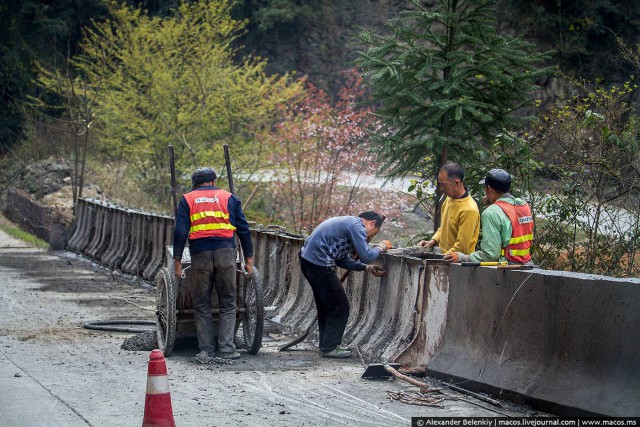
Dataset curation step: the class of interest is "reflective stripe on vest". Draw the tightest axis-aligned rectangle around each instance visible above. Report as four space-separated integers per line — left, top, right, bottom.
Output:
191 210 230 222
184 189 236 240
495 200 534 264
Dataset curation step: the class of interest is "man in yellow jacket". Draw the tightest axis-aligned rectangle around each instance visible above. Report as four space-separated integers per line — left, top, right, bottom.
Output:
419 162 480 259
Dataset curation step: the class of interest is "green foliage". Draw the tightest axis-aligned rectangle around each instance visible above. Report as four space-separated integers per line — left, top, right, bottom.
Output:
355 0 552 179
498 0 640 83
64 0 302 202
251 0 311 31
526 76 640 277
0 222 48 249
617 36 640 71
0 0 109 153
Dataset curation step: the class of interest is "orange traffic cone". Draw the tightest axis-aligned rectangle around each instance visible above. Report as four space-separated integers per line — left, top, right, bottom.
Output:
142 349 176 427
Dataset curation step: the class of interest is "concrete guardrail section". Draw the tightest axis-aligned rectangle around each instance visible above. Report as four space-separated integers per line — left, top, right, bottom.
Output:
426 266 640 416
65 198 639 417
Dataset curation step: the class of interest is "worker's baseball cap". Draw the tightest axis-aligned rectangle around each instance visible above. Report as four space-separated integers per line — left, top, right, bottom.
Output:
479 168 511 192
190 167 217 191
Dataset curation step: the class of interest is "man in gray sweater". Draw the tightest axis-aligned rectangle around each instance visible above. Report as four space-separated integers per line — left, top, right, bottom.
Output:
300 211 391 358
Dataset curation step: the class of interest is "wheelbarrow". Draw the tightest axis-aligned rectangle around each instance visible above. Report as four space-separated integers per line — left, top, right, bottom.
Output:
153 245 264 356
154 144 264 356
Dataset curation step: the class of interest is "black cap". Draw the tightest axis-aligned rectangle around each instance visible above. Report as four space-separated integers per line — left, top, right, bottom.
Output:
479 168 511 192
190 167 217 191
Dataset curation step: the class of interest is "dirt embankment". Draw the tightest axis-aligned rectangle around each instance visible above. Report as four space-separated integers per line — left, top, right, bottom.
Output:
0 157 105 220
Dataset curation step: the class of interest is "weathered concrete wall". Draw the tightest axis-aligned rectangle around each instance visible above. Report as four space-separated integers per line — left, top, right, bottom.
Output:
65 198 640 416
426 265 640 416
251 230 448 364
65 199 447 364
68 199 174 281
2 187 71 249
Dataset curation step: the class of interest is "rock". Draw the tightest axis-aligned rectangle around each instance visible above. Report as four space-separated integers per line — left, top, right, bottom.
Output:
49 222 69 250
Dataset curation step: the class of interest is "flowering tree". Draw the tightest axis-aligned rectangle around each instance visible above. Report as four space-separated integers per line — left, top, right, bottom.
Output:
267 70 410 234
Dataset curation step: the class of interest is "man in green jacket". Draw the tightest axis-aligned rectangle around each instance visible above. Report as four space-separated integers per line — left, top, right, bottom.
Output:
444 168 534 265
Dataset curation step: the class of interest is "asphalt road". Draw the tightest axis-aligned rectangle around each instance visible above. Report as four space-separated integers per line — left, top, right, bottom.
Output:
0 221 544 426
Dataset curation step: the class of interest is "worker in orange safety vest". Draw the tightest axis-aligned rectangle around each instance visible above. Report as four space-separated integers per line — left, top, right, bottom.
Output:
173 167 253 360
444 168 534 265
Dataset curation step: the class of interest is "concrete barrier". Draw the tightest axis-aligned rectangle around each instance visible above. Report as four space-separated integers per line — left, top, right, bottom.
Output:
67 199 89 251
110 209 132 269
101 207 126 268
250 233 448 364
425 265 640 416
86 203 110 261
120 212 145 275
69 199 97 253
62 198 640 416
142 215 172 280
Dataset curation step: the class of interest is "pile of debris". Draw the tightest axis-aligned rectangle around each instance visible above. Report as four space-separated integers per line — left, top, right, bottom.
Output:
121 330 158 351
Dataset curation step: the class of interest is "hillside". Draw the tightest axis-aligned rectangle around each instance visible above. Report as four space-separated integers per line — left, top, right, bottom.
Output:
3 1 639 153
237 0 640 95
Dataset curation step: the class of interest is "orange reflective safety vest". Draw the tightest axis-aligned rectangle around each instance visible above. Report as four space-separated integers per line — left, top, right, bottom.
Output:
494 200 534 264
184 189 236 240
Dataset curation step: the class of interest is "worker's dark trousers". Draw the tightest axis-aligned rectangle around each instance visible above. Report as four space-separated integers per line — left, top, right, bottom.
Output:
191 248 237 355
299 255 349 353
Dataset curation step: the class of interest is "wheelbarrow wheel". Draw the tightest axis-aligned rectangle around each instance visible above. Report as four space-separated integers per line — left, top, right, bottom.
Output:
242 267 264 355
155 267 176 356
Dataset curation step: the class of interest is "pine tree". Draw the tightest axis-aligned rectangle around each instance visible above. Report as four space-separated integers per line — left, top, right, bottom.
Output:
355 0 551 225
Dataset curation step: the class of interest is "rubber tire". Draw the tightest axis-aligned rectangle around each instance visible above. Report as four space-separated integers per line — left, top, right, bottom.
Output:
242 267 264 355
155 267 176 356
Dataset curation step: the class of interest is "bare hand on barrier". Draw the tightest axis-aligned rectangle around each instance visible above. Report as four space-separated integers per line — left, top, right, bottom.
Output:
418 239 436 248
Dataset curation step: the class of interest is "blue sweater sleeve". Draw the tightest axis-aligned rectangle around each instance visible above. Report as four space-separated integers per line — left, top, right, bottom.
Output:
335 256 368 271
347 221 382 264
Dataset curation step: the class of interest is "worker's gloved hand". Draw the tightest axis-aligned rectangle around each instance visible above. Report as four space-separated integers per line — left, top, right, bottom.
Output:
443 252 470 263
376 240 393 253
418 239 436 248
366 264 386 277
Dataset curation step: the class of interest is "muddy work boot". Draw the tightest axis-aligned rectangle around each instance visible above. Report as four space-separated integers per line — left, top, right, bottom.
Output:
193 351 235 365
321 347 352 358
219 351 241 360
319 345 352 355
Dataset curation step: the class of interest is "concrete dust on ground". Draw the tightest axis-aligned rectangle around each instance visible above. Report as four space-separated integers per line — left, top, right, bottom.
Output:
0 216 545 426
